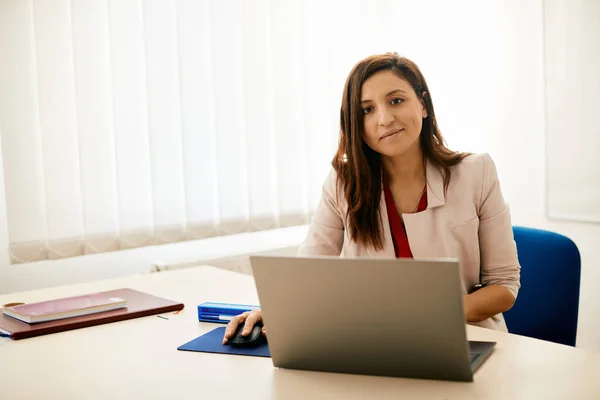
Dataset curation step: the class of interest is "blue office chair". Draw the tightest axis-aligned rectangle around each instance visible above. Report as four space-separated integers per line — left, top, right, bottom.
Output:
503 226 581 347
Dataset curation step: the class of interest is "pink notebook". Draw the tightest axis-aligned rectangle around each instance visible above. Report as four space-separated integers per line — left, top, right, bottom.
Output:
2 292 127 324
0 288 184 340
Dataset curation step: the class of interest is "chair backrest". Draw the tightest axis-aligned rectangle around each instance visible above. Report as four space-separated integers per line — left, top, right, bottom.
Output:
503 226 581 346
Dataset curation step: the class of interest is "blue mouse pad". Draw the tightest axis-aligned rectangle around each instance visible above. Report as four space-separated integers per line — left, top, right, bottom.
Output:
177 327 271 357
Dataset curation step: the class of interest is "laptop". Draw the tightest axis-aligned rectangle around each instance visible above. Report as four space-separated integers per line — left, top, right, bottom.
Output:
248 255 495 382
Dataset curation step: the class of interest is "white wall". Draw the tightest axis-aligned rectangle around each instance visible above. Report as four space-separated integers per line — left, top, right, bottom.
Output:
545 0 600 222
486 0 600 351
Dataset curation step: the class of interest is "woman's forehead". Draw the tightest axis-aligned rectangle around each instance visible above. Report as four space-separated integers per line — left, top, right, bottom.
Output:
361 71 413 101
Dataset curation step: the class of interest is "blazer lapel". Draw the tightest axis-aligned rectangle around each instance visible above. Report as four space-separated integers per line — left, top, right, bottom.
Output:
424 159 445 209
403 160 446 258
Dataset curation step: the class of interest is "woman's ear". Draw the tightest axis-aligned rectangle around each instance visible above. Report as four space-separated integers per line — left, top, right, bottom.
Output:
421 91 428 118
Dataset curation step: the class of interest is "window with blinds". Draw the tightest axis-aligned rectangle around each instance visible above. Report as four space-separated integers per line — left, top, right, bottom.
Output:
0 0 513 263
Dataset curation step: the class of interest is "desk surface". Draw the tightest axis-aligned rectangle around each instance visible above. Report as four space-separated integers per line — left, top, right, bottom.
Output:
1 266 599 400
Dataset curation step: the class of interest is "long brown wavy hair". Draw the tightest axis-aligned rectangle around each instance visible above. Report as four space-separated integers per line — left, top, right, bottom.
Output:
332 53 469 250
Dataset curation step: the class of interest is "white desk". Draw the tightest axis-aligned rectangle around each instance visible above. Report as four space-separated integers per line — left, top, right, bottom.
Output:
1 266 599 400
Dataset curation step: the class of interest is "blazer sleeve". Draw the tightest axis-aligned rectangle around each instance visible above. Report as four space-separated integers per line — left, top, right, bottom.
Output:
297 168 345 256
477 153 521 300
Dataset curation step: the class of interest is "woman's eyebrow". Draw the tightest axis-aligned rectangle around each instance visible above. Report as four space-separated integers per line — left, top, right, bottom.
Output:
361 89 407 104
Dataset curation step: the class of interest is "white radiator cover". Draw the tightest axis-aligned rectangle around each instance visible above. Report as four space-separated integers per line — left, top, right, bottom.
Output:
151 246 300 275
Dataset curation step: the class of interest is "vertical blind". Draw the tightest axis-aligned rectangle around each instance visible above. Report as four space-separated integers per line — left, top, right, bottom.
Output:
0 0 524 264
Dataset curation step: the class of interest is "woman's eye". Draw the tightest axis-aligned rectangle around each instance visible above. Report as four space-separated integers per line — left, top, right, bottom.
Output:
362 107 373 115
391 98 403 105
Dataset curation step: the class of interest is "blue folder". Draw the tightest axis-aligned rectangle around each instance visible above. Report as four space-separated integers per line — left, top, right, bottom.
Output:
177 327 271 357
197 302 260 324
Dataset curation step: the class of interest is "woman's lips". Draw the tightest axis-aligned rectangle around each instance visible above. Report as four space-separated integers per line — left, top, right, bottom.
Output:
380 128 404 140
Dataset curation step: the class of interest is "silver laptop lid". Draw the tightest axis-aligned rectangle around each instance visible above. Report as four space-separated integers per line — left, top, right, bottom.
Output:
250 255 475 381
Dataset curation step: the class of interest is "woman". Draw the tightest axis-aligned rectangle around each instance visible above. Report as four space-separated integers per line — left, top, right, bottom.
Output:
223 52 520 344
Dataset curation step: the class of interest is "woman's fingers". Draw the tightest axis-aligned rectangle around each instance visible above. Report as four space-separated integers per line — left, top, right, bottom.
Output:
222 312 249 344
242 310 261 335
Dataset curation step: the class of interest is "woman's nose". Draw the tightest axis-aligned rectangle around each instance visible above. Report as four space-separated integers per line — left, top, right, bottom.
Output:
378 107 394 126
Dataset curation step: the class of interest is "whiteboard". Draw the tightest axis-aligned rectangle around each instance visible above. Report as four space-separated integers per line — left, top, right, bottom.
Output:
544 0 600 223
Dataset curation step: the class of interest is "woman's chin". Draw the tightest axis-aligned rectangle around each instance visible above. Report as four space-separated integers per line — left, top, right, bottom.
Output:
378 146 412 159
378 139 421 160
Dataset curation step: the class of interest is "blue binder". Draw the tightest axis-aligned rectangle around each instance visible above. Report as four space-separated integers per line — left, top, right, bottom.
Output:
197 302 260 324
177 327 271 357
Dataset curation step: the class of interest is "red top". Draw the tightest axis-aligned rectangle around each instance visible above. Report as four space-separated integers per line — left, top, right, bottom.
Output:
383 183 428 258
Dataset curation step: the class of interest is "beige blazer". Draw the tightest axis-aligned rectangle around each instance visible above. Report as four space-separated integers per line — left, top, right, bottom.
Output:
298 153 521 332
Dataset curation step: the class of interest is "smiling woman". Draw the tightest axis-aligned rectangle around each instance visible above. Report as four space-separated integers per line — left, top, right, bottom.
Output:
223 52 522 344
360 76 427 159
333 54 473 250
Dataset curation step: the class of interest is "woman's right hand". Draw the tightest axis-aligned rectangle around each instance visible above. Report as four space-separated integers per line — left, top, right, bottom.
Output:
222 309 264 344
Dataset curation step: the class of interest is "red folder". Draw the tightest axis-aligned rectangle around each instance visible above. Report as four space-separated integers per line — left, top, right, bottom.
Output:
0 288 184 340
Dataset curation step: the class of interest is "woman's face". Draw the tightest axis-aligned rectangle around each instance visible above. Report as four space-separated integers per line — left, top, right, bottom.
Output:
360 70 427 158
